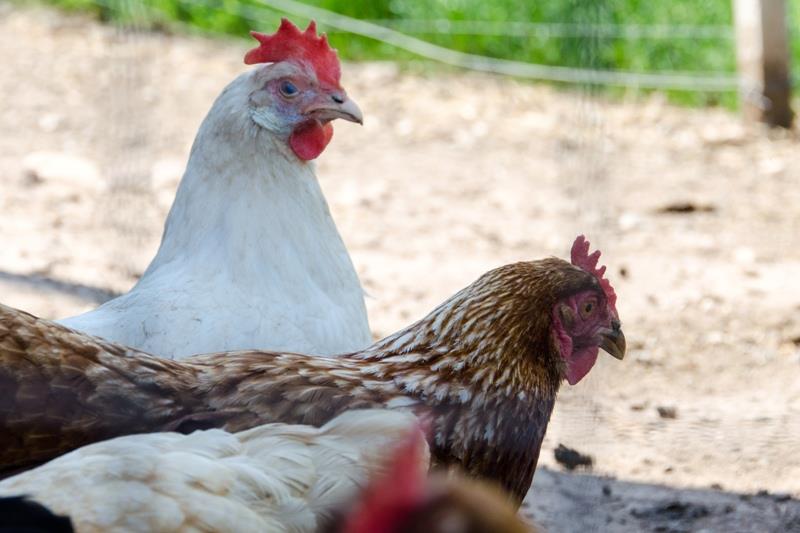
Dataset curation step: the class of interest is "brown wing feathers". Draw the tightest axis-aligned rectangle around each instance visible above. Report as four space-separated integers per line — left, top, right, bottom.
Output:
0 304 200 470
0 307 399 472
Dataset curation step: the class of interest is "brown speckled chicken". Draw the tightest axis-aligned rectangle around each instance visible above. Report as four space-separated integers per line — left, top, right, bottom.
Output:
0 236 624 504
332 426 536 533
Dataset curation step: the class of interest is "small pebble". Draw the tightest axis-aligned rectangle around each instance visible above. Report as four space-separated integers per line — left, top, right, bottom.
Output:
657 406 678 419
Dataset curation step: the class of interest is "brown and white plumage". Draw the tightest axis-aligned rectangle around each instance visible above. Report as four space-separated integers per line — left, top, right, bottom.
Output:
331 425 535 533
0 410 426 533
0 237 625 504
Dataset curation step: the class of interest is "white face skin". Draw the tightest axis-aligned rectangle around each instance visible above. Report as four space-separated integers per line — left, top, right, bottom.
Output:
248 62 312 136
247 61 362 139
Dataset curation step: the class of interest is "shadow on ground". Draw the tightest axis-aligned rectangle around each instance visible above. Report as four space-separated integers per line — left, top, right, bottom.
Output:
0 271 119 305
524 467 800 532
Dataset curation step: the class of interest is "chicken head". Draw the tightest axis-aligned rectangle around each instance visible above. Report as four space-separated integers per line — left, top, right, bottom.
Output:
245 19 362 160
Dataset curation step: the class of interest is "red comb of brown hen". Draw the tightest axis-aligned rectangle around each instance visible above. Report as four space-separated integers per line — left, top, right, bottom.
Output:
571 235 617 312
244 18 341 89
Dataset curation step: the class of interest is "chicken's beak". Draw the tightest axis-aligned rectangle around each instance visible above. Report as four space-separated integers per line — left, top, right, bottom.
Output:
304 94 363 125
598 321 626 360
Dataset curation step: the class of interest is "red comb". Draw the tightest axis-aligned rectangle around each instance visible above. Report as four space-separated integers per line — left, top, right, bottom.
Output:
244 19 341 89
570 235 617 313
343 424 428 533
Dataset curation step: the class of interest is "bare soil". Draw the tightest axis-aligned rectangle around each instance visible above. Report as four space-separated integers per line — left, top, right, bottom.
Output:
1 6 799 532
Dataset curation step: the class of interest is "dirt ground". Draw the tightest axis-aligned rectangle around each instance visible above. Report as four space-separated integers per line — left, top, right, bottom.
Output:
1 6 799 532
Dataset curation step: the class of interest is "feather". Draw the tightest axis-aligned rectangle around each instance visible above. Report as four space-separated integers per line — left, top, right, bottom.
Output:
0 410 424 533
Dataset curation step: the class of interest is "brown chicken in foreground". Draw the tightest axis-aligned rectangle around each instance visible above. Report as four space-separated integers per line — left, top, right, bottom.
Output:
332 426 536 533
0 236 625 504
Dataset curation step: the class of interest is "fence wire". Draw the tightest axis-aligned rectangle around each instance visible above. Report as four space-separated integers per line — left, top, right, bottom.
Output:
91 0 742 92
347 20 734 40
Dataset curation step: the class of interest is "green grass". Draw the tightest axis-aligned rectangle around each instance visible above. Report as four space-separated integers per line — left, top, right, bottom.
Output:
29 0 800 107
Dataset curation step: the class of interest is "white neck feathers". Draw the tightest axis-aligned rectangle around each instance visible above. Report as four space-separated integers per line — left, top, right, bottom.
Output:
142 72 360 293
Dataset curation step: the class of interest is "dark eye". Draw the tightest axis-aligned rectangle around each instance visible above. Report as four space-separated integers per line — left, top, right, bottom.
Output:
279 80 299 98
581 301 595 317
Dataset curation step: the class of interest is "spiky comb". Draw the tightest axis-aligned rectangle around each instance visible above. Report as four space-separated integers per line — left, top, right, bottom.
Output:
244 18 341 89
571 235 617 313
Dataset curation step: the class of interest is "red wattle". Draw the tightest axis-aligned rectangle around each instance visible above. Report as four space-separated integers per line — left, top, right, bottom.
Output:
289 121 334 161
564 347 600 385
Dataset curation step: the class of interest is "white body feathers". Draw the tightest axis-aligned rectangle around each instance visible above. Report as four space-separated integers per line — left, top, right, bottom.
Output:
0 410 426 533
58 69 371 358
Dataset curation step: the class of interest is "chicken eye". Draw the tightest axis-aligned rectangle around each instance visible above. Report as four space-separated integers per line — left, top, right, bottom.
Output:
279 81 299 98
581 301 595 317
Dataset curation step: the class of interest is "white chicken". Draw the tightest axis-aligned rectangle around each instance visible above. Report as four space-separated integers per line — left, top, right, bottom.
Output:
58 19 371 359
0 410 425 533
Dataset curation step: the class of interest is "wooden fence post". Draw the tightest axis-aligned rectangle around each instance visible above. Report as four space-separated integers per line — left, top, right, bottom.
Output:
734 0 793 128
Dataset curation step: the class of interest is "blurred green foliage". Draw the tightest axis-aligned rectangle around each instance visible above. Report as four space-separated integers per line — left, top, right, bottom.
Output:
33 0 800 107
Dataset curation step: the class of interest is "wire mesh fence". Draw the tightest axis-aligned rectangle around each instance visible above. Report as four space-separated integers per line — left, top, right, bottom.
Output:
69 0 755 94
